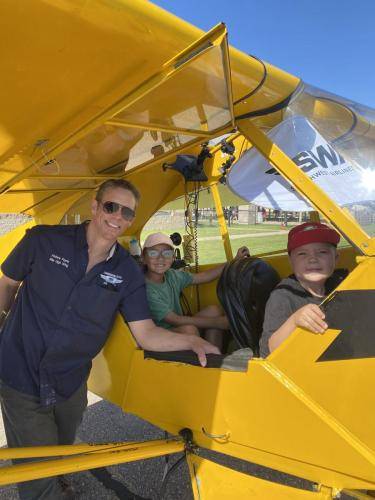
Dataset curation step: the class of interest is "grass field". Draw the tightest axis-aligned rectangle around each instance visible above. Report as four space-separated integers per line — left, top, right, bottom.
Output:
142 222 290 264
362 223 375 236
140 219 365 265
142 221 284 239
198 233 290 264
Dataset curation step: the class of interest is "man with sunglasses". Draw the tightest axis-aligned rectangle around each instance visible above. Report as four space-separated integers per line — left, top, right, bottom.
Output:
0 179 219 500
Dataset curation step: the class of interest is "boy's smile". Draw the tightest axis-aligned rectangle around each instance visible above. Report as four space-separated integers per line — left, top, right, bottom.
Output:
144 243 174 281
289 242 338 295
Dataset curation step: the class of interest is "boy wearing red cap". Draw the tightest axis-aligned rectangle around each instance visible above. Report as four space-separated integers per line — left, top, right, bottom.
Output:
143 232 249 351
259 222 341 357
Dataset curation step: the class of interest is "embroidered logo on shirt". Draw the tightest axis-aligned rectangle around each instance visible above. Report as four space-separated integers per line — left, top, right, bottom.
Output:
100 272 123 285
49 254 70 269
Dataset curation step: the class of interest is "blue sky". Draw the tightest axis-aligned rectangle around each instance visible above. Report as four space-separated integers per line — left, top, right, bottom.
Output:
152 0 375 109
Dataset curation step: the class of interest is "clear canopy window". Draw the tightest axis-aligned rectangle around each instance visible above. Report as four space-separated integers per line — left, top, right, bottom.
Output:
115 43 233 135
228 83 375 236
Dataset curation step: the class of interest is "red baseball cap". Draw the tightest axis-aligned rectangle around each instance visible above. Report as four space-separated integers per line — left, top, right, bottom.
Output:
287 222 340 253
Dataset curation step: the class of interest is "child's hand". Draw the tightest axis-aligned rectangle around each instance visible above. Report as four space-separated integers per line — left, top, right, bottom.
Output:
235 246 250 259
292 304 328 334
213 315 230 330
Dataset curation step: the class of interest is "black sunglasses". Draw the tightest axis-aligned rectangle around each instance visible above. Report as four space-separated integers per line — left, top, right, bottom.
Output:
101 201 136 221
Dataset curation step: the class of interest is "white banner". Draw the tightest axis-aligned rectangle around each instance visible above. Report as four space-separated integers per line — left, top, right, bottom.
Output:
228 116 373 211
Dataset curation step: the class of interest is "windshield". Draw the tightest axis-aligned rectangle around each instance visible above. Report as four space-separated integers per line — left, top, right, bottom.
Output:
287 84 375 236
228 83 375 236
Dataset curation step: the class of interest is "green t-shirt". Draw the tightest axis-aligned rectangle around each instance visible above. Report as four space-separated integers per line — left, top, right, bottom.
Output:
146 269 194 329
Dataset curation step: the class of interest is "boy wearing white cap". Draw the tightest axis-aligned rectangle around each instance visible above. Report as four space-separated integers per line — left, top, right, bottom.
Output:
143 232 249 351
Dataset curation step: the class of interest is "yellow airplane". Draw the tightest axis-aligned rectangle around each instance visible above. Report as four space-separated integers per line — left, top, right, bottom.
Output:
0 1 374 498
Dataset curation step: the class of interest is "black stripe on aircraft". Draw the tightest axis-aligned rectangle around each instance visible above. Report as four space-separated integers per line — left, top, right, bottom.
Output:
317 290 375 362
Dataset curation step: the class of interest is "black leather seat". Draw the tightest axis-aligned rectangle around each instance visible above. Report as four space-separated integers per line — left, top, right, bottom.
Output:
217 257 280 356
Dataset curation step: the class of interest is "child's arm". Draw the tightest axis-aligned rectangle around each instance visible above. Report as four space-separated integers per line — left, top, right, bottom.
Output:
164 311 229 330
268 304 328 353
192 246 250 285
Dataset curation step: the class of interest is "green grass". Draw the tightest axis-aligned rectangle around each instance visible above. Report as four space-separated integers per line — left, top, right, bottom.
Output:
140 220 362 265
142 222 284 240
362 223 375 237
197 234 290 264
141 222 290 265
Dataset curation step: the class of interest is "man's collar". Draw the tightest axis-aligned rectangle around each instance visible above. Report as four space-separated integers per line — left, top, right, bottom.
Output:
77 221 118 260
106 243 117 261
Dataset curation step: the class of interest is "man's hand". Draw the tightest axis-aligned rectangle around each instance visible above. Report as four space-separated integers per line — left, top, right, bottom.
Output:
292 304 328 334
129 318 220 367
235 246 250 259
187 335 220 367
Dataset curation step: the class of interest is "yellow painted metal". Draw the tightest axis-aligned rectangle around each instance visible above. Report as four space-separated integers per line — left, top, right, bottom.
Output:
32 191 85 224
8 188 92 194
102 24 234 134
0 21 234 216
122 360 375 490
115 256 375 491
210 183 233 260
236 119 375 255
0 0 298 217
88 315 138 405
1 2 374 496
105 118 209 137
0 440 163 460
207 132 249 180
343 490 375 500
187 454 335 499
0 30 236 219
0 439 184 486
163 183 246 210
28 175 122 180
0 191 83 268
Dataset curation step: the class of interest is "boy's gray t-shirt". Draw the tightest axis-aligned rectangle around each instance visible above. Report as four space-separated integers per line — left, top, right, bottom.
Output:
259 276 322 358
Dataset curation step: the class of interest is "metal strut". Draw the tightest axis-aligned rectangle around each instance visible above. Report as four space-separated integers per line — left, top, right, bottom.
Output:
158 429 199 500
0 439 185 486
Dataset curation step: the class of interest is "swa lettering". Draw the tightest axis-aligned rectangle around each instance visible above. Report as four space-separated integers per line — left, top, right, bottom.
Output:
265 144 349 176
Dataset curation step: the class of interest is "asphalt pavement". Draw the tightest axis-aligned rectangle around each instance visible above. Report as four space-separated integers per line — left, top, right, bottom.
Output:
0 393 192 500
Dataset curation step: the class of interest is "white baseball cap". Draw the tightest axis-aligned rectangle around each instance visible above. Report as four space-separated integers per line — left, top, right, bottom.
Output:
143 232 174 249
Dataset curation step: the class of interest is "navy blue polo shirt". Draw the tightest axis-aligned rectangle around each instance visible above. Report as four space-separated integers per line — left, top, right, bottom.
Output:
0 223 150 406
